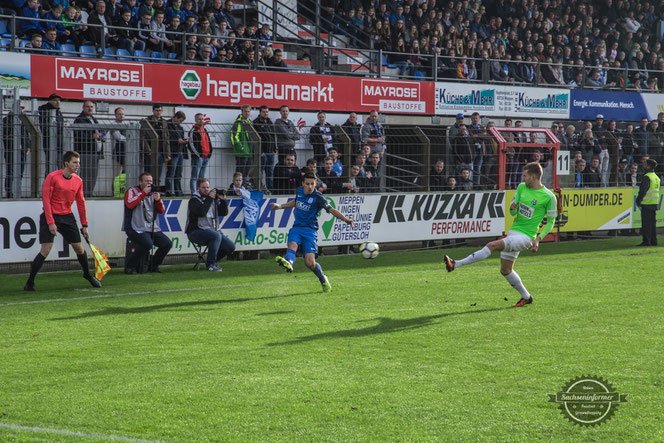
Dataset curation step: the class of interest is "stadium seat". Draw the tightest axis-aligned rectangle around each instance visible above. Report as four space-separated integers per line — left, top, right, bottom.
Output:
61 43 76 55
167 52 178 61
0 20 11 38
150 51 164 62
116 48 131 60
0 38 11 51
102 47 116 59
17 39 30 52
133 49 149 62
79 45 97 58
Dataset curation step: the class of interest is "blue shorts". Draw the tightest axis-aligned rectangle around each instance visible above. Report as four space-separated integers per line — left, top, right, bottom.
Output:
287 227 318 255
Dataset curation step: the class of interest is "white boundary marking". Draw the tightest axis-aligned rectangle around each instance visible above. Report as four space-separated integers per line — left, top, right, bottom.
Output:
0 270 433 307
0 422 167 442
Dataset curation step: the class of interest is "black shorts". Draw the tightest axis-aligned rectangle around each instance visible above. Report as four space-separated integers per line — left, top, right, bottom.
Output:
39 212 82 244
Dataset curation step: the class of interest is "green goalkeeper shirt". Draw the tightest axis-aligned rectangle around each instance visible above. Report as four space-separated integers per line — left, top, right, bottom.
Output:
509 183 558 239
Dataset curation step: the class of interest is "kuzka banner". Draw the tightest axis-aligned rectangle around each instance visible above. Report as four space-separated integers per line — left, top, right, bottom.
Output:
505 188 633 233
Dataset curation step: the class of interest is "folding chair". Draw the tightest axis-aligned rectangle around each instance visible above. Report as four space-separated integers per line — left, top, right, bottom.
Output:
192 241 208 270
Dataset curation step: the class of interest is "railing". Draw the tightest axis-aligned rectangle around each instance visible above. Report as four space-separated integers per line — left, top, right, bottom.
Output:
1 13 661 91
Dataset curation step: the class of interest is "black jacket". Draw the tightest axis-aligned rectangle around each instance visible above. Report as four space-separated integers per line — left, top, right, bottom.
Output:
252 116 276 153
38 102 64 150
318 169 341 194
185 193 229 234
341 119 361 153
273 164 300 195
73 112 100 155
453 134 474 164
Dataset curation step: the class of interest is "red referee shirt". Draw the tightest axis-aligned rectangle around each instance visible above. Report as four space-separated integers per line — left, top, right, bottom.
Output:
42 169 88 226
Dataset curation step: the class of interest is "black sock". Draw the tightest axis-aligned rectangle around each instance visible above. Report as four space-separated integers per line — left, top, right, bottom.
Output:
27 253 46 284
77 252 91 277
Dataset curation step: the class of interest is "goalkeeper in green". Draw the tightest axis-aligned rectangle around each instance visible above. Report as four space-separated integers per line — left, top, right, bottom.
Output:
443 162 557 307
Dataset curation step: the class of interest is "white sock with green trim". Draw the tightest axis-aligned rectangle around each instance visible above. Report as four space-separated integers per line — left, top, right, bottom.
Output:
504 271 531 299
455 246 491 268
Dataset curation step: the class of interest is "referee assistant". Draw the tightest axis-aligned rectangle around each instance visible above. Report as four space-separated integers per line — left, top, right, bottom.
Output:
25 151 102 291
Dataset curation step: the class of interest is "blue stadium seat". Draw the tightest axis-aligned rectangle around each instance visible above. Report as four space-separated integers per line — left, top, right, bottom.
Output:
102 47 116 60
0 20 11 38
0 38 11 51
167 52 178 61
116 48 131 60
79 45 97 58
133 49 149 62
61 43 76 55
150 51 164 62
18 39 31 52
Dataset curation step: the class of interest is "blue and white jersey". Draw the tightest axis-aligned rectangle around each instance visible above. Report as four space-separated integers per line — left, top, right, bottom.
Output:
292 187 332 230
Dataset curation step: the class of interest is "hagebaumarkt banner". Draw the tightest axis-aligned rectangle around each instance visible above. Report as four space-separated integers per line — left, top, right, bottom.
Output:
631 188 664 228
505 188 633 233
0 191 505 263
569 89 648 121
638 92 664 121
29 55 434 114
434 83 570 118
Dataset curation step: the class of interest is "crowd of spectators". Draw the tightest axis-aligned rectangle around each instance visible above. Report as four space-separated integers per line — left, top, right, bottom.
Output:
325 0 664 89
5 0 293 69
445 111 664 190
9 0 664 87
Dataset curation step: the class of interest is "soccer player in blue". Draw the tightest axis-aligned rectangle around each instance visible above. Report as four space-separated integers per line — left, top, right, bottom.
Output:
270 172 355 292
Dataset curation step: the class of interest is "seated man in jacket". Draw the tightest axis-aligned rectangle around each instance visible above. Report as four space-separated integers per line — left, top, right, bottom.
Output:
186 177 235 272
123 172 172 274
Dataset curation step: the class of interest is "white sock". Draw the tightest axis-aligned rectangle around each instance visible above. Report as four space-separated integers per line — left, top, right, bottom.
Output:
455 246 491 268
504 271 531 299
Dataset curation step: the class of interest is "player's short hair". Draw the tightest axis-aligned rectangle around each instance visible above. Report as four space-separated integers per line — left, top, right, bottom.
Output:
139 172 152 181
196 177 209 187
302 171 317 182
646 158 658 169
63 150 79 164
523 161 543 178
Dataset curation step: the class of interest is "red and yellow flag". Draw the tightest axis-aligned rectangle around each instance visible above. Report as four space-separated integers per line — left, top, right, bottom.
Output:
90 243 111 280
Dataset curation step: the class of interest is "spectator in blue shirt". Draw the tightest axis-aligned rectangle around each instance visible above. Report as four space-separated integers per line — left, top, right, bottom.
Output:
42 27 62 55
20 0 43 38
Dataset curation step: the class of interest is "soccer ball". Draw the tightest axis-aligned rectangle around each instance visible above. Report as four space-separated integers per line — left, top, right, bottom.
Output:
360 242 380 259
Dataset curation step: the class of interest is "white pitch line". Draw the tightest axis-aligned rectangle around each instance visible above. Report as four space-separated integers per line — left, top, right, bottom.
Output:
0 422 167 443
0 269 434 307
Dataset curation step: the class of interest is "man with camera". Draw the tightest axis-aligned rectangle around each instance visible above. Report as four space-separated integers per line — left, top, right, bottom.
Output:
186 178 236 272
123 172 172 274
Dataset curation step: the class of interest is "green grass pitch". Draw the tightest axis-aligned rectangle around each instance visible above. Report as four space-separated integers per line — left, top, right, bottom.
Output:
0 237 662 442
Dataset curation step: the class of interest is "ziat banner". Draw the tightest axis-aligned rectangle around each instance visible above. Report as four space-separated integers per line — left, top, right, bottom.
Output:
434 82 570 118
29 55 434 114
569 90 648 121
0 191 505 264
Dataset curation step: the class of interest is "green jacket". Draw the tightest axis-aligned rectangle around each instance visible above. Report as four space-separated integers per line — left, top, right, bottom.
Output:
231 115 253 158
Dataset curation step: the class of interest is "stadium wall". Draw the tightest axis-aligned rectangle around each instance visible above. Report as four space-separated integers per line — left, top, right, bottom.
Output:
1 188 661 264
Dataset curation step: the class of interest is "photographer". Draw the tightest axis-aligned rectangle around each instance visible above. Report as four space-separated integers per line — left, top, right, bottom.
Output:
123 172 172 274
186 178 235 272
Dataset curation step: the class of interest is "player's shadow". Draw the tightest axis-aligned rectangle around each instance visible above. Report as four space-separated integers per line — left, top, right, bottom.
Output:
49 292 311 321
267 307 511 346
